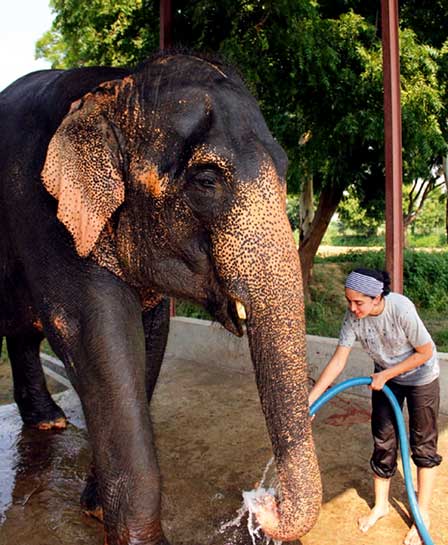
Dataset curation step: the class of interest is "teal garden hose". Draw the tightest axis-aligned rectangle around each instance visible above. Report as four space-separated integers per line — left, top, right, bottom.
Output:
309 376 435 545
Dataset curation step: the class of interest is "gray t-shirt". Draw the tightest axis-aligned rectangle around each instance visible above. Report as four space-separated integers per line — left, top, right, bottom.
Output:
338 292 439 386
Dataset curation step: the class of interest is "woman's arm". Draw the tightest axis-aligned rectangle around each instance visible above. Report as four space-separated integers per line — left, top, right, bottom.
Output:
370 341 434 390
309 345 352 406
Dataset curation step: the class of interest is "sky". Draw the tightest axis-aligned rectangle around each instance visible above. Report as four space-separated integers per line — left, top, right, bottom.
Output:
0 0 54 91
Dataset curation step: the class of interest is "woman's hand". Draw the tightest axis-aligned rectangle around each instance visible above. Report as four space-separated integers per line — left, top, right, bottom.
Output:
369 371 389 391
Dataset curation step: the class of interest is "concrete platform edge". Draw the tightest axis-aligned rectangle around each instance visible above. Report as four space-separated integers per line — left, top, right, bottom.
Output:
167 317 448 415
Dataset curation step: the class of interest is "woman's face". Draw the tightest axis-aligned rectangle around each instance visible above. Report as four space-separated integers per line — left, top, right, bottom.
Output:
345 288 382 319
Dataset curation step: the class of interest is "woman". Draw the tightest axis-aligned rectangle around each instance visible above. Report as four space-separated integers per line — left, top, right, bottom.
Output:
309 268 442 545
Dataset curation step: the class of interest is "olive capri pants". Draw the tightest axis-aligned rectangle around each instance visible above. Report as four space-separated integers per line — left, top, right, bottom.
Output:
370 378 443 479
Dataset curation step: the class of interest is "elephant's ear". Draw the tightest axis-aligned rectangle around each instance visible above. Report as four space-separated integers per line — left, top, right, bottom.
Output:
41 91 125 257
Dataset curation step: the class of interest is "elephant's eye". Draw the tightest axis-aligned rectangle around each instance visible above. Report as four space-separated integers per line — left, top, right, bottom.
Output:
187 166 220 190
185 165 230 219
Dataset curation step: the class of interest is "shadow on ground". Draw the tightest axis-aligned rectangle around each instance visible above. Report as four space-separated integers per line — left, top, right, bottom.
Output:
0 356 446 545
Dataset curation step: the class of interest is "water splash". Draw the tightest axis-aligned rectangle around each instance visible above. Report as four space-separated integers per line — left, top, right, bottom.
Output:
219 457 282 545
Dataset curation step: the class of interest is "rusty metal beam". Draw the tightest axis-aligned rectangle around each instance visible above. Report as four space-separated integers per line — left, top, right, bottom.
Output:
382 0 403 293
160 1 174 315
159 0 172 50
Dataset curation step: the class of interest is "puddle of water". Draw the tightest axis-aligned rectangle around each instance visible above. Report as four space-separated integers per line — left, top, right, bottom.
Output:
0 404 21 524
0 392 102 545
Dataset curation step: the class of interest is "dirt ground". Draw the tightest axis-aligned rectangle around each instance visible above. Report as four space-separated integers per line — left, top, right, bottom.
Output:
0 355 446 545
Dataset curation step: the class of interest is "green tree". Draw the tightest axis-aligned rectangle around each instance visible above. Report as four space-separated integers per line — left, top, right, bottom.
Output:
334 27 447 245
410 182 446 237
400 0 448 49
337 187 384 238
36 0 158 68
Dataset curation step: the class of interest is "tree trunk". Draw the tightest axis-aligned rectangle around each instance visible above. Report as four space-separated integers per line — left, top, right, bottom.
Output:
402 211 419 248
444 156 448 243
299 175 314 243
299 184 344 290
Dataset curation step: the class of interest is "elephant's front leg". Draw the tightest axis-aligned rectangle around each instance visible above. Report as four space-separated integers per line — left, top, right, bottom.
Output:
70 282 169 545
81 297 171 524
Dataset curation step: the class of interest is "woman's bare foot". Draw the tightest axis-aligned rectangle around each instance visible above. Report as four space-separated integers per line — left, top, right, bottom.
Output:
358 504 390 533
404 513 430 545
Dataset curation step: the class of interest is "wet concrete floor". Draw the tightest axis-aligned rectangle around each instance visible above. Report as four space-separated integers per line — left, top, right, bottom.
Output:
0 355 446 545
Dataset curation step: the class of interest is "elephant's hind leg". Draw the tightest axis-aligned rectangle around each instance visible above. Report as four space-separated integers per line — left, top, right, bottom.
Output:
6 330 67 429
81 466 104 521
143 297 170 403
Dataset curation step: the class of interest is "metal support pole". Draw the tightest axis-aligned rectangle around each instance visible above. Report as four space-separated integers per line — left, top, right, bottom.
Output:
159 0 172 50
160 0 175 315
382 0 403 293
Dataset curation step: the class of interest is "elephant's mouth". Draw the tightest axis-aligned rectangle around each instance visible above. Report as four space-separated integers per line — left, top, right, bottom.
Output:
208 296 246 337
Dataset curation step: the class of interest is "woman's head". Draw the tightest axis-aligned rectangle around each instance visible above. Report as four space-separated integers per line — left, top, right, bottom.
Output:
344 268 391 318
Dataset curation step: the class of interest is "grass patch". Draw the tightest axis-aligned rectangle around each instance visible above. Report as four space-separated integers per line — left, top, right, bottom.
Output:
305 263 347 338
1 340 8 366
175 299 211 320
321 223 447 249
409 232 447 248
322 233 385 247
309 251 448 351
320 249 448 311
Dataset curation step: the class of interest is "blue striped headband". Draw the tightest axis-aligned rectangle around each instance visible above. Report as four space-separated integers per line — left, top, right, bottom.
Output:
345 271 383 297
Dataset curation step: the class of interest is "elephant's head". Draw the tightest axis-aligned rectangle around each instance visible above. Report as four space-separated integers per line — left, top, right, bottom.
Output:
41 53 322 541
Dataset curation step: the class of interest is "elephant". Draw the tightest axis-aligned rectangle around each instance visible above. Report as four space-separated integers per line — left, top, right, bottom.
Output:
0 52 322 544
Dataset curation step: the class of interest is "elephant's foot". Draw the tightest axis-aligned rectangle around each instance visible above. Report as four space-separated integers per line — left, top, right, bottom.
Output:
104 538 171 545
34 416 67 430
86 505 104 522
103 522 171 545
82 471 170 544
82 472 170 543
81 472 104 521
18 398 67 430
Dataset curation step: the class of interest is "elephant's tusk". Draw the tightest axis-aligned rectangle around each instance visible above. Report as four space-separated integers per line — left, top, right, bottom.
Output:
235 300 247 321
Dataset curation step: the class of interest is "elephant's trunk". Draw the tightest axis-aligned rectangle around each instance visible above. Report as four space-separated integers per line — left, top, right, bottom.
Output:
246 301 322 540
212 165 322 541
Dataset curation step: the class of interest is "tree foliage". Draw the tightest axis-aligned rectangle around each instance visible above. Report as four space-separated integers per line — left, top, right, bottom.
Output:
36 0 159 67
337 187 384 238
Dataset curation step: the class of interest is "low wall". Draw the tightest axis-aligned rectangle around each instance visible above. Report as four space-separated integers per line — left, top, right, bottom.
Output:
167 317 448 415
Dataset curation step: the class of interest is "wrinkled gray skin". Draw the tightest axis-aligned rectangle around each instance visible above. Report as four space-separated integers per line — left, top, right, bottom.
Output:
0 53 322 544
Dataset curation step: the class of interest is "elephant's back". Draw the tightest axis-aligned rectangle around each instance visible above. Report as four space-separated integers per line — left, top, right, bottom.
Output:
0 66 132 278
0 66 132 215
1 71 68 143
0 66 131 148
